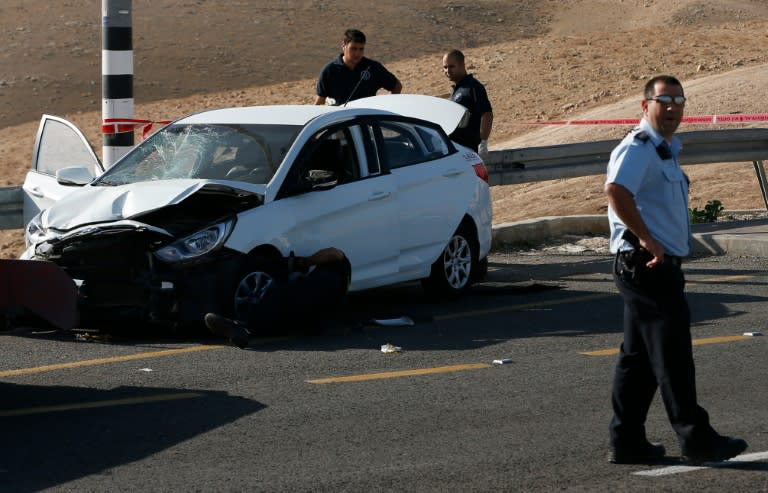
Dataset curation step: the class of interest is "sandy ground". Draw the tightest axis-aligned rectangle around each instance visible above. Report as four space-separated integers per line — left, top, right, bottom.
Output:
2 0 768 258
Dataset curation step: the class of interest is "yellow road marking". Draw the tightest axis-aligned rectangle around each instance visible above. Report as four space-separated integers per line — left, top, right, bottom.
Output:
2 272 760 379
0 344 225 378
581 335 754 356
0 392 203 417
307 363 491 384
581 347 622 357
689 274 755 285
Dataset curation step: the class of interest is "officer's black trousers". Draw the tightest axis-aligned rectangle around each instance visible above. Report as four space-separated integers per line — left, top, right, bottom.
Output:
609 255 716 450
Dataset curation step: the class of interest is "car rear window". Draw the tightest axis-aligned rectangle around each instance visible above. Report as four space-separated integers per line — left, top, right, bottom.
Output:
379 121 450 170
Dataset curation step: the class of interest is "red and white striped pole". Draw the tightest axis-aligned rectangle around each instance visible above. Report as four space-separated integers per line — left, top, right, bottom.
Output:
101 0 133 168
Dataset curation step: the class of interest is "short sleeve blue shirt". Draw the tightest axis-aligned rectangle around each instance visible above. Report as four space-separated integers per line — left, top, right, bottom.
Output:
316 55 399 105
606 119 691 256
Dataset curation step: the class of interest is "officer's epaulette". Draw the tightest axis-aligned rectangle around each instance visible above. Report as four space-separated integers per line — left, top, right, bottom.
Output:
633 131 650 142
623 127 649 141
628 129 672 160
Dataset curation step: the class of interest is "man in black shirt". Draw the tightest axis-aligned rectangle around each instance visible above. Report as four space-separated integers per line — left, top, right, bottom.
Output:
205 247 350 348
442 49 493 158
315 29 402 106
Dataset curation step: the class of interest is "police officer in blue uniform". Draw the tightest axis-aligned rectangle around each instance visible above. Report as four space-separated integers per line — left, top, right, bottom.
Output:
442 49 493 158
315 29 402 106
605 75 748 464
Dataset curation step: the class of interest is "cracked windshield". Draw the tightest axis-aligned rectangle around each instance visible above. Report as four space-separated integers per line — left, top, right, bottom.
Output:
94 123 301 186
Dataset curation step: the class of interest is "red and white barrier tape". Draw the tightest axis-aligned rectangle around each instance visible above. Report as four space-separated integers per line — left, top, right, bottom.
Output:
523 113 768 125
102 113 768 140
102 118 172 140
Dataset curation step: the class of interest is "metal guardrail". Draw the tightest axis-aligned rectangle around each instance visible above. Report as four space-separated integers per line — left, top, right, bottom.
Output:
484 128 768 189
0 186 22 230
2 128 767 231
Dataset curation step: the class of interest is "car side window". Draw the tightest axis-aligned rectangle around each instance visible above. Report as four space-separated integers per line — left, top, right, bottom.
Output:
415 125 451 158
278 126 360 198
302 127 359 184
379 121 450 170
35 118 100 175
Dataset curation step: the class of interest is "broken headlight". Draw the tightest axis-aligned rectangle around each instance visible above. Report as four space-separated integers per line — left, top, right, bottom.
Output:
153 218 235 263
24 211 52 247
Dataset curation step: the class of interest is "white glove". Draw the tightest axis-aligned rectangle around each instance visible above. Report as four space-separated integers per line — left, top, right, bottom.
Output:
478 140 489 159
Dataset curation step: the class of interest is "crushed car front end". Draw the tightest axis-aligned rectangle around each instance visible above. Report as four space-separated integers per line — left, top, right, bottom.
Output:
23 184 263 328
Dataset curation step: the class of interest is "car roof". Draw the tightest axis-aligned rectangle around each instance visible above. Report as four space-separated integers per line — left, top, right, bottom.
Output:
170 95 467 135
176 105 339 125
175 105 406 129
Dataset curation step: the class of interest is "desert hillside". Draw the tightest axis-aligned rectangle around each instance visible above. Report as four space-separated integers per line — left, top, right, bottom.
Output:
2 0 768 257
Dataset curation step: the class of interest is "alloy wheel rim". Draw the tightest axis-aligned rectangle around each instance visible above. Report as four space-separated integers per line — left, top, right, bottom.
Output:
442 235 472 289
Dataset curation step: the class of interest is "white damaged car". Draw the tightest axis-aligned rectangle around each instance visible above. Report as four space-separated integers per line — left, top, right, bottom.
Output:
22 95 492 328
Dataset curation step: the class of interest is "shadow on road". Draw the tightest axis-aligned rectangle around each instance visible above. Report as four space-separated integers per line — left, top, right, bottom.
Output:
0 383 263 492
3 255 766 354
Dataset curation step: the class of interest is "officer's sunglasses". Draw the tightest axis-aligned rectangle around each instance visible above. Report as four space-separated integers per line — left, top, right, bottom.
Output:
646 95 687 106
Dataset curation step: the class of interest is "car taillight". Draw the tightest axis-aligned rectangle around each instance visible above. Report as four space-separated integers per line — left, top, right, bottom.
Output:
472 163 489 183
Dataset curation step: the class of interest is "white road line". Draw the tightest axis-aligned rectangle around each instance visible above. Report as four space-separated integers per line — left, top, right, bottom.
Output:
634 451 768 476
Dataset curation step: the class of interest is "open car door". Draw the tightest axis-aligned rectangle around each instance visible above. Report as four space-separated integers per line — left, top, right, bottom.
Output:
22 115 103 226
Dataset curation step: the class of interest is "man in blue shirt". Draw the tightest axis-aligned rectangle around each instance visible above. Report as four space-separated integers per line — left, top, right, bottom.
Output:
315 29 402 106
605 75 748 465
442 49 493 158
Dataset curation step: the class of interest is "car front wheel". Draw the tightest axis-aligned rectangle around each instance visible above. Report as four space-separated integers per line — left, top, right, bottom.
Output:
228 254 282 314
423 225 477 297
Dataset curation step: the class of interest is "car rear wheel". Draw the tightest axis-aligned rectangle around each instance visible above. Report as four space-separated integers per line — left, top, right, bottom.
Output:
422 224 478 298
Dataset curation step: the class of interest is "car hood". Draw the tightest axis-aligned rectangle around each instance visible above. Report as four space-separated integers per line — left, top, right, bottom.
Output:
43 179 265 231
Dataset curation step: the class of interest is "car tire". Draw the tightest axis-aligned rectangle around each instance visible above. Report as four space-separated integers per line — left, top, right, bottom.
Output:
422 224 478 298
229 254 282 313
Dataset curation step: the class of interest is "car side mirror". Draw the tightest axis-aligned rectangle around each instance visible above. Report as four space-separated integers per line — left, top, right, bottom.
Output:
306 169 338 191
56 166 95 186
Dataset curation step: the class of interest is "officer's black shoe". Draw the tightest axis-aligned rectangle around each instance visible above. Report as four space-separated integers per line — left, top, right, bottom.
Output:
608 442 666 464
205 313 251 349
682 436 748 465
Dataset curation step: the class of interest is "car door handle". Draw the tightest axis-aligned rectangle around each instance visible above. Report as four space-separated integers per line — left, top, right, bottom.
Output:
442 168 463 177
27 186 44 198
368 191 391 201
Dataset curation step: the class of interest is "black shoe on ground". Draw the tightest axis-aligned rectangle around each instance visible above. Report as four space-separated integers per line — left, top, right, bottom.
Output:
608 442 666 464
205 313 251 349
682 436 748 464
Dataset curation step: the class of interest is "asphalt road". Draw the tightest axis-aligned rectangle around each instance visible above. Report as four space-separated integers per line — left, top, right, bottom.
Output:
1 250 767 492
